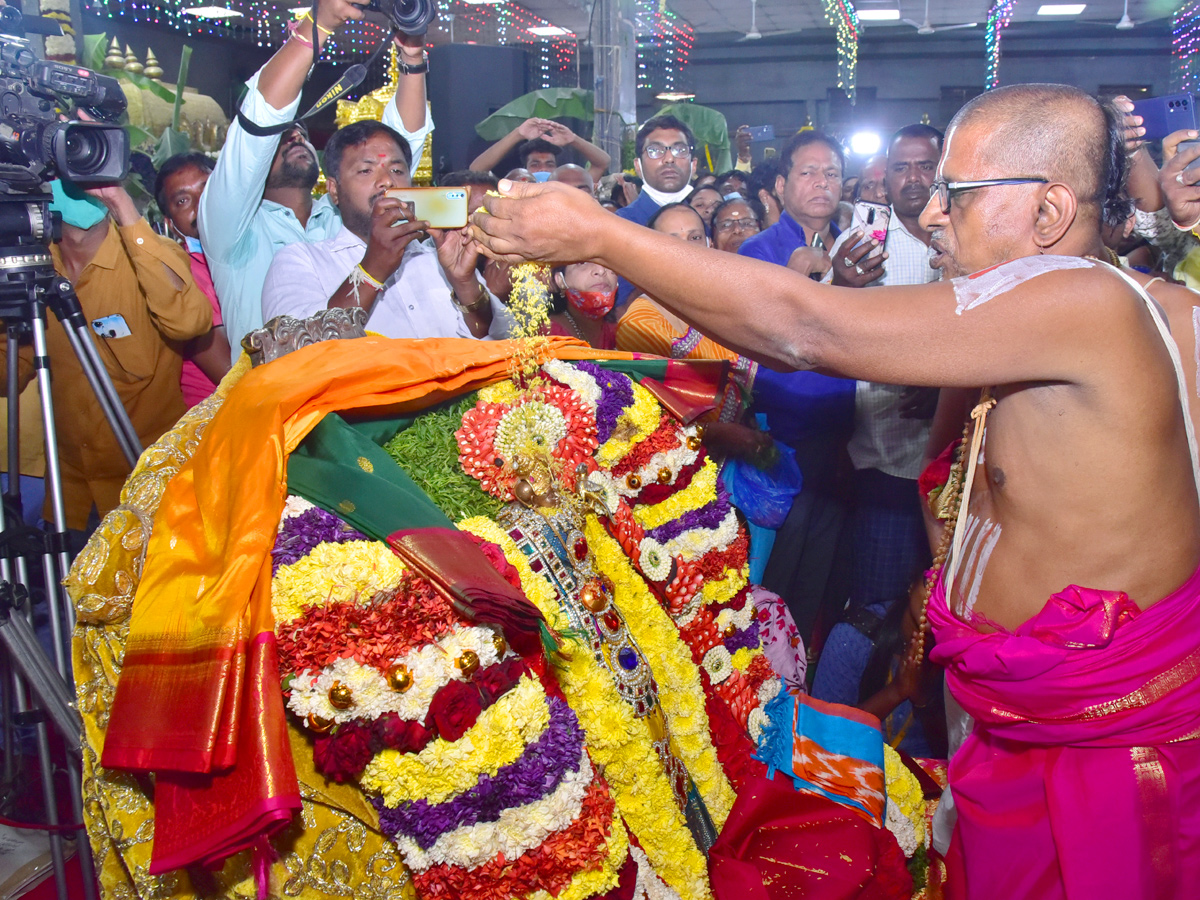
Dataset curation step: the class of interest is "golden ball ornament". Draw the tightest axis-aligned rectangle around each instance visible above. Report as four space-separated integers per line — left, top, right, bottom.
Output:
386 664 413 692
328 681 355 710
455 649 480 678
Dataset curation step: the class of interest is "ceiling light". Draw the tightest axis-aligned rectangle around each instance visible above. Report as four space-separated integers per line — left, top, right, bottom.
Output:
527 25 572 36
183 5 243 17
849 131 882 156
656 91 696 101
1036 4 1086 14
287 6 309 13
857 9 901 20
459 0 504 5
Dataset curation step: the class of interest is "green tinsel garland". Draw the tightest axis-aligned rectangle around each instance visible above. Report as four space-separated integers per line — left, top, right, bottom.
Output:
383 393 505 523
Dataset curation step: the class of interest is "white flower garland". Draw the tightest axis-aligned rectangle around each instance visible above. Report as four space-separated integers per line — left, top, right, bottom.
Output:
662 507 740 561
701 646 733 685
394 751 595 872
715 595 756 634
631 846 682 900
494 401 569 464
280 494 317 523
593 435 701 499
287 625 509 725
542 359 602 413
637 537 672 583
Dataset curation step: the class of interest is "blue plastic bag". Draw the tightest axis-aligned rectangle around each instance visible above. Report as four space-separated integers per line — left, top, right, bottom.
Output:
721 440 804 529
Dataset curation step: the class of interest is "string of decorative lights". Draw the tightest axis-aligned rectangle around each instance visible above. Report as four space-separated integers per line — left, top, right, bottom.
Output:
820 1 858 103
634 0 694 93
1173 0 1200 93
985 1 1017 90
84 0 576 78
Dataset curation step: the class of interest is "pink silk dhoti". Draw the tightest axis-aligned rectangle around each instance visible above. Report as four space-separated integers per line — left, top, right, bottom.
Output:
928 565 1200 900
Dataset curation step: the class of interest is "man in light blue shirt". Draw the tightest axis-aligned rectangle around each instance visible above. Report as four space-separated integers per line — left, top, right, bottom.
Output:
199 3 433 363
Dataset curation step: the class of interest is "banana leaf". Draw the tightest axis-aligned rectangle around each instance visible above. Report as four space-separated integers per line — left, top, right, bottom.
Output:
152 127 190 168
172 46 192 131
656 102 732 174
475 88 597 141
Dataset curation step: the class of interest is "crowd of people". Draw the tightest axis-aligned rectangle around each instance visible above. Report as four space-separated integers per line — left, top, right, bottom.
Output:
8 0 1200 894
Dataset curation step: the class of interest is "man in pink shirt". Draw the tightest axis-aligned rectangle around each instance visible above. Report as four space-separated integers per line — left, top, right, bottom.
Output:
156 153 230 406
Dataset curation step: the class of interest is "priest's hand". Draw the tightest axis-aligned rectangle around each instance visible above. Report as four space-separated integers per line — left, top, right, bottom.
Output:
1162 130 1200 230
471 179 604 264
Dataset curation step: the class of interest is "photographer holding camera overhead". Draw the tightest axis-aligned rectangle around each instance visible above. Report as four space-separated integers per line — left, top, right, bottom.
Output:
199 0 434 361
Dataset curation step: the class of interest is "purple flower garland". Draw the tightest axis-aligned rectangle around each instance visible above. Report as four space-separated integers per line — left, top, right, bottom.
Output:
723 618 761 654
575 362 633 444
272 506 366 573
373 696 583 849
645 489 733 544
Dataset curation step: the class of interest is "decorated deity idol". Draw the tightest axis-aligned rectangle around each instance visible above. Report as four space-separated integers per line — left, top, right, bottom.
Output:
71 329 927 900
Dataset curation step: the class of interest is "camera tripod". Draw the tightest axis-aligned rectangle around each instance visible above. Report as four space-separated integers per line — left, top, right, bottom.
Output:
0 196 142 900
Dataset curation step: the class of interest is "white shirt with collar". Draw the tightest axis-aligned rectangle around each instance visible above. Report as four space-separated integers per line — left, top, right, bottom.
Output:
830 213 940 479
260 225 512 341
198 65 435 364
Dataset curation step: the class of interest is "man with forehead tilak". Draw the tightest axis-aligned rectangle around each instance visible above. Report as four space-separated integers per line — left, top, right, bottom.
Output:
472 84 1200 900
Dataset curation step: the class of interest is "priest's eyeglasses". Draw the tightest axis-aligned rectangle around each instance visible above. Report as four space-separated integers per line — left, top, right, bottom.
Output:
930 177 1049 214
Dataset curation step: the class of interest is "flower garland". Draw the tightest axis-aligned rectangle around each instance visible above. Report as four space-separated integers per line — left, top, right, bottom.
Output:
660 507 740 562
632 459 719 530
458 516 712 900
457 385 598 502
375 695 583 850
595 436 701 501
413 782 626 900
542 359 602 414
595 382 662 468
393 752 596 872
271 540 407 625
698 564 748 608
584 518 736 831
572 361 632 444
275 581 458 676
883 743 926 857
286 625 510 725
361 673 549 807
272 504 366 572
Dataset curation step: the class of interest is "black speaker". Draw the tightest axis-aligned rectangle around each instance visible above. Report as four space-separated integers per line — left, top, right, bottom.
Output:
427 44 528 177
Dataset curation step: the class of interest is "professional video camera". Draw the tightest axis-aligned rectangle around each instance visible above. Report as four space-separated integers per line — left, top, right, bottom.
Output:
0 5 129 193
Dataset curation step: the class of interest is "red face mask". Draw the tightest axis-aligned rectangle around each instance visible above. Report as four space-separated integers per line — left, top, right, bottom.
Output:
565 288 617 320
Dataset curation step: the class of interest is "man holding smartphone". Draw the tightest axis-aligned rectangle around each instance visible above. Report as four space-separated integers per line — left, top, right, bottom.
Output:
826 124 944 610
261 121 511 340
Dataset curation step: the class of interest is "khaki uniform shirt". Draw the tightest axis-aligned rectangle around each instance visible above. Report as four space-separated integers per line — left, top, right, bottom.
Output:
3 218 211 528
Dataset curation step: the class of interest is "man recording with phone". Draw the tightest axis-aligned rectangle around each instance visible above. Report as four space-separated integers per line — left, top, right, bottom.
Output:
261 121 510 339
198 0 433 362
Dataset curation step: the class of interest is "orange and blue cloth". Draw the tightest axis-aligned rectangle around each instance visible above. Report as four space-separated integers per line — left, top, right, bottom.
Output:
755 688 886 826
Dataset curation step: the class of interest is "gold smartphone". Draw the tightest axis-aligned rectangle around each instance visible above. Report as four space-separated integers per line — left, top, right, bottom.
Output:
384 187 469 228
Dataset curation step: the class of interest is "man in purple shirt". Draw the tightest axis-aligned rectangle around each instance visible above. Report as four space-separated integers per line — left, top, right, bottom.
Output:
739 130 856 652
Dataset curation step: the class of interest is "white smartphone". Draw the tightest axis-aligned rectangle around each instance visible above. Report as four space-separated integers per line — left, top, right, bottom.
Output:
383 187 469 229
849 201 890 259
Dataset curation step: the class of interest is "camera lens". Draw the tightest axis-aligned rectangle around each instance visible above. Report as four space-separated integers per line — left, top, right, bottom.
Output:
62 125 108 175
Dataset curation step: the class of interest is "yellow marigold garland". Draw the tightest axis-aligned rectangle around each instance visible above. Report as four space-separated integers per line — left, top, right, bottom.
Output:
698 564 749 608
527 810 630 900
271 540 407 625
883 743 926 852
583 518 736 830
596 383 662 468
361 674 548 807
458 516 712 900
632 459 719 530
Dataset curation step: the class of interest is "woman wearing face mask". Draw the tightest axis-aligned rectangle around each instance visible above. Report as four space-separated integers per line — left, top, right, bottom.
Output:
546 261 620 349
617 204 755 390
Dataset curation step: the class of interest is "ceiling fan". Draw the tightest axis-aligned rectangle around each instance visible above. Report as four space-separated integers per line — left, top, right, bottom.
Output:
737 0 804 42
901 0 978 35
1115 0 1134 30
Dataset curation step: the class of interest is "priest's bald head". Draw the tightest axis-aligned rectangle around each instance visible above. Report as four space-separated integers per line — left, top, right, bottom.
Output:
919 84 1127 279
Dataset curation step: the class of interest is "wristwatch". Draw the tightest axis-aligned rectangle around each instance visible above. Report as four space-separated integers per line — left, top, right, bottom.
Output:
452 282 489 313
398 50 429 75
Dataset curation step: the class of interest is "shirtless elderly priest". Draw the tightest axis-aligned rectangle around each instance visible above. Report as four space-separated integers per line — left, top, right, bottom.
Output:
472 84 1200 900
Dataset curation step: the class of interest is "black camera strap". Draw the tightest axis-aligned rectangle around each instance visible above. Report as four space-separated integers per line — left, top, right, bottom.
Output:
234 0 398 138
